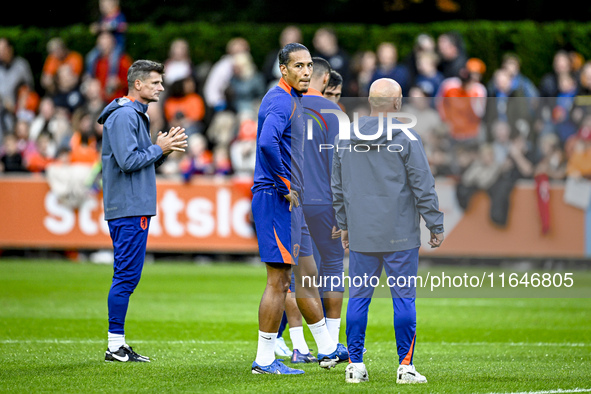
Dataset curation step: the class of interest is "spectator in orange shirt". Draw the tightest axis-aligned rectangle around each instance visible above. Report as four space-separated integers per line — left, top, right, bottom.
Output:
86 32 132 102
566 120 591 178
41 38 83 94
229 112 257 177
15 82 40 122
163 75 205 136
24 131 55 173
68 110 100 165
436 59 487 143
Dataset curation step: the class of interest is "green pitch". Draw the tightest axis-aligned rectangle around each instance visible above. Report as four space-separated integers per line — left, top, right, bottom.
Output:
0 259 590 393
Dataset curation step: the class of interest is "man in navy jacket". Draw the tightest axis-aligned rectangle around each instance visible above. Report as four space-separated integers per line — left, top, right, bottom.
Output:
98 59 187 363
332 78 444 384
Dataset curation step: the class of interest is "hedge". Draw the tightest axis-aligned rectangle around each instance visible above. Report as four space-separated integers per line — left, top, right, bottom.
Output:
1 20 590 92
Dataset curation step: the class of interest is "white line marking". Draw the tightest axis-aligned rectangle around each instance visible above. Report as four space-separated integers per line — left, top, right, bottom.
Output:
434 341 590 348
0 339 588 347
0 339 249 345
485 388 591 394
376 341 591 348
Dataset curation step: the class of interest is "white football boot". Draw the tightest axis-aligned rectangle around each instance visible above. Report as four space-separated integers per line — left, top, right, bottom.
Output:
396 364 427 384
345 363 369 383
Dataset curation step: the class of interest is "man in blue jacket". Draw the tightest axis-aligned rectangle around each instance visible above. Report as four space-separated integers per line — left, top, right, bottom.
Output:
331 78 444 384
274 57 344 364
98 59 187 362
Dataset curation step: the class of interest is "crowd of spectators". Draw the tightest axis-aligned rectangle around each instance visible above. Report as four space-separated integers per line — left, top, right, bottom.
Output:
1 8 590 229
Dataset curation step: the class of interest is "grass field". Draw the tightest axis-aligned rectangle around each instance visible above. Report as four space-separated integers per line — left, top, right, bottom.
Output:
0 259 590 393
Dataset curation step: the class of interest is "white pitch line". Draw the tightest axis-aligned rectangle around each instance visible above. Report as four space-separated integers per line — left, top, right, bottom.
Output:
0 339 249 345
377 341 591 348
432 342 590 348
485 388 591 394
0 339 589 347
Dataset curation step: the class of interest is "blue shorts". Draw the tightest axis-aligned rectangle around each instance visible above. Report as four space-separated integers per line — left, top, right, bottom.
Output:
303 204 345 292
252 188 312 265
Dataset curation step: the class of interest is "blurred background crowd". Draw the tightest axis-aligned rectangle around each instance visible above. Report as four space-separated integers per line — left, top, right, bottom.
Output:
1 0 590 230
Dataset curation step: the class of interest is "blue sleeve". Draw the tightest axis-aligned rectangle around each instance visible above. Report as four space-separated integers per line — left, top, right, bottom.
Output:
258 98 292 195
106 110 163 174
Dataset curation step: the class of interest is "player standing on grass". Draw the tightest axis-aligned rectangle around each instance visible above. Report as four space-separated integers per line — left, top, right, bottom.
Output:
274 57 344 365
250 43 348 375
331 78 444 383
98 59 188 362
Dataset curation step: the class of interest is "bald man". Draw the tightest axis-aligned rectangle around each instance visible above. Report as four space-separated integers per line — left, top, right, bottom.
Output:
331 78 444 384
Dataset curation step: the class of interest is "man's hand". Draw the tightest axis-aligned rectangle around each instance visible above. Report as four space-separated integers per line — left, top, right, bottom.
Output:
156 126 188 156
284 190 299 212
341 230 349 251
428 232 444 248
331 226 342 240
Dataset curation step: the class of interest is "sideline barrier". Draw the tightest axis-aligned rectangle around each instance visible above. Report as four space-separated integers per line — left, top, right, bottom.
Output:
0 176 586 257
421 179 586 258
0 176 258 253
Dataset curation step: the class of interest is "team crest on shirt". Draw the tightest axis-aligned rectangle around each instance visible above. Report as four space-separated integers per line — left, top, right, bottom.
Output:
140 217 148 230
293 244 300 258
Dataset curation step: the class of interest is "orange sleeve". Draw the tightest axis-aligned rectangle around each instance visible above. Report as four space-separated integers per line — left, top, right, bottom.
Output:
42 55 59 76
119 55 133 81
164 99 177 122
186 94 205 122
66 52 84 76
566 153 589 176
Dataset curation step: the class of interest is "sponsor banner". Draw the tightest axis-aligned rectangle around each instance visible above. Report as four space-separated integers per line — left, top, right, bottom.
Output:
0 177 585 257
0 176 258 253
423 179 585 258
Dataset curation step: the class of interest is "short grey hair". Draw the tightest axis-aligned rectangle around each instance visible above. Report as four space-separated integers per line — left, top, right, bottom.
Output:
127 59 164 89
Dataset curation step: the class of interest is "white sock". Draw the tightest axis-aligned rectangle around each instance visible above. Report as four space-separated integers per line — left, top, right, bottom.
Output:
108 332 125 352
289 326 310 354
255 331 277 366
326 317 341 343
308 318 337 355
352 362 365 368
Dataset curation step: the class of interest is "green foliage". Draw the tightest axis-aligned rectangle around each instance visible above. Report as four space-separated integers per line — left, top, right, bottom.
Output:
2 20 591 90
